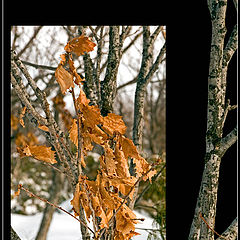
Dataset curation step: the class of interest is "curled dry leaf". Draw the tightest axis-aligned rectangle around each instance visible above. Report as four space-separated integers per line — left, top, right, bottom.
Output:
68 57 84 85
102 113 127 136
64 36 96 56
19 106 27 128
55 65 74 95
17 145 57 164
71 183 81 216
69 119 78 147
13 188 21 198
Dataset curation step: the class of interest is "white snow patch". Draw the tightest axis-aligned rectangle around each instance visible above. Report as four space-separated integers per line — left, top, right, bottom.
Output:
11 199 161 240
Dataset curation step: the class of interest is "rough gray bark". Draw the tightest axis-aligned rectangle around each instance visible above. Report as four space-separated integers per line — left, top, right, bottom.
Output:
100 26 120 116
188 1 238 239
132 26 153 151
11 226 21 240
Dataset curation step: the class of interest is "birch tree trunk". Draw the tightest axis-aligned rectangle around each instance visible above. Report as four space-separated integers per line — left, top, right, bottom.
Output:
188 1 238 239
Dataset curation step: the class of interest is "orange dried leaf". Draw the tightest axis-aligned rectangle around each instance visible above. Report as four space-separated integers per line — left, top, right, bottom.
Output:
91 195 108 229
79 191 91 221
55 65 74 95
120 136 139 160
38 124 49 132
19 106 27 128
60 53 66 65
69 119 78 147
18 145 57 164
64 36 96 56
143 168 157 182
71 183 81 216
76 89 90 108
114 139 130 178
81 104 103 129
68 57 84 85
102 113 127 136
104 145 117 176
13 188 21 198
116 204 137 235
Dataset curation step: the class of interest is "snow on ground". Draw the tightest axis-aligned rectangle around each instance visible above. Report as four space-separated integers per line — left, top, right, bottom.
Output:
11 199 160 240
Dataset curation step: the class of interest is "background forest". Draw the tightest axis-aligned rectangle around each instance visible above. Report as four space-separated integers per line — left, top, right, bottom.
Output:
10 26 166 240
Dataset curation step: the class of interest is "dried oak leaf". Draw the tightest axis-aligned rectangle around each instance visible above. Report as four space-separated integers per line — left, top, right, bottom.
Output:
102 113 127 136
76 89 90 109
17 145 57 164
91 195 108 229
13 188 21 198
64 36 96 56
71 183 81 216
55 65 74 95
79 191 91 221
120 135 154 180
114 138 130 178
104 144 117 176
19 106 27 128
116 204 138 236
81 104 103 129
96 174 115 210
68 57 84 85
69 119 78 147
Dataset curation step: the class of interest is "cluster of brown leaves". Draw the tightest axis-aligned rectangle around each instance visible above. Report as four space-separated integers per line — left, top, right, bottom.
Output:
55 36 96 95
68 87 156 239
14 107 57 165
15 35 156 240
58 35 156 239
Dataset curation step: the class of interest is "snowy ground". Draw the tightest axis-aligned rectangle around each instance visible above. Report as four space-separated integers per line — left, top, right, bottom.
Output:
11 199 161 240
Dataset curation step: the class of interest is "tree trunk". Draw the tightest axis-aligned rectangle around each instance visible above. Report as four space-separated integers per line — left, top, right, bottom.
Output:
100 26 120 117
188 1 237 239
35 170 64 240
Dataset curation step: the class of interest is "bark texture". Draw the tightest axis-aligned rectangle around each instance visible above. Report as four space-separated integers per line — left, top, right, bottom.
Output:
188 1 238 239
100 26 120 116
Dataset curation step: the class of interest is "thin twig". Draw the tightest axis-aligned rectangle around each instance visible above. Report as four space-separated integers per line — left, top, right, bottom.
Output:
21 60 57 71
71 87 83 176
16 26 43 58
17 184 95 235
135 163 166 205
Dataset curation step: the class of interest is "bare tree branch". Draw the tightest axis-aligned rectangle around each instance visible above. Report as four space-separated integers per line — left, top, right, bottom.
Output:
16 26 43 58
21 60 57 71
218 126 237 157
100 26 121 116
